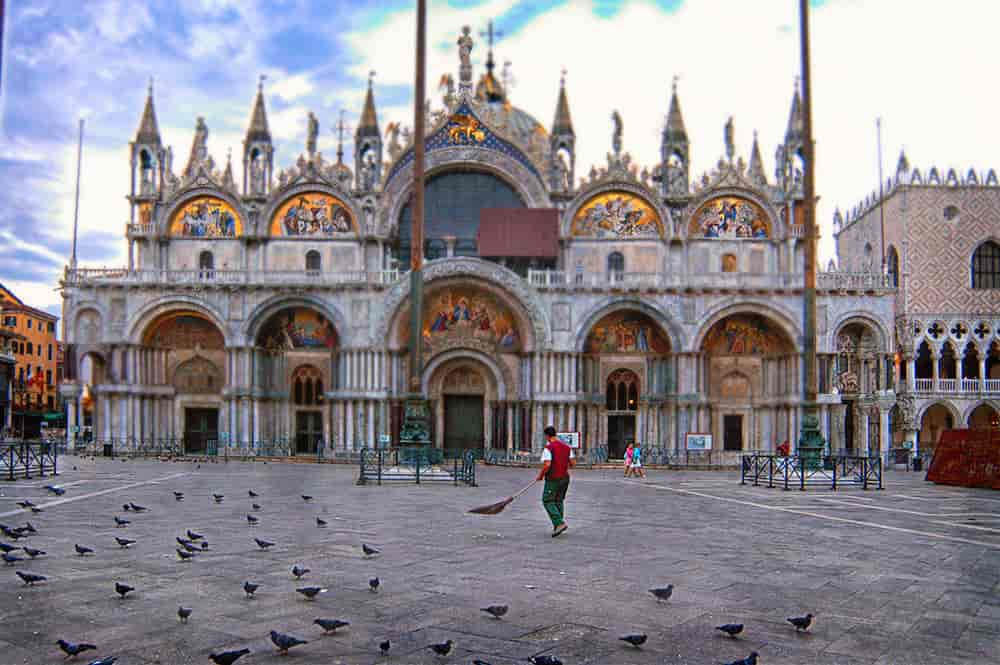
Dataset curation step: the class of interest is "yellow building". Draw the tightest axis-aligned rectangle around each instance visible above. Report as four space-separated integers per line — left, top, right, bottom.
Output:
0 284 60 437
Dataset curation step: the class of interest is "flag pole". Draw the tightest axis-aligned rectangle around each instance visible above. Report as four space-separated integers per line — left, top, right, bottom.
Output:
71 118 84 270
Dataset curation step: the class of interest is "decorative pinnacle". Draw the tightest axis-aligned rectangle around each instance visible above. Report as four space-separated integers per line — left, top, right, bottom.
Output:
560 68 567 88
258 74 266 92
148 77 154 96
368 70 376 88
672 75 678 94
335 109 347 163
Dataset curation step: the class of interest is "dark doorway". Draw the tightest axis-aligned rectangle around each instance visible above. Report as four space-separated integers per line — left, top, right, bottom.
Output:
184 408 218 454
607 415 636 459
723 414 743 451
295 411 323 455
444 395 484 451
844 400 855 451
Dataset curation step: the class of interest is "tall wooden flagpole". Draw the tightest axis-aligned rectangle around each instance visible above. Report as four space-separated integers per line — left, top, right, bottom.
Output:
797 0 825 465
399 0 431 446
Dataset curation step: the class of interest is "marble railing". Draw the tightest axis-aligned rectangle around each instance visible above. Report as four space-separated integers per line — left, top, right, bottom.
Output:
64 268 402 287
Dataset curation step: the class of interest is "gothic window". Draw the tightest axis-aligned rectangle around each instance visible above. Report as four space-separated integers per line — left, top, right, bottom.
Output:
887 245 899 287
863 242 873 270
292 365 323 406
915 341 933 380
139 150 155 194
305 250 321 272
198 251 214 280
607 252 625 281
605 369 639 411
972 241 1000 289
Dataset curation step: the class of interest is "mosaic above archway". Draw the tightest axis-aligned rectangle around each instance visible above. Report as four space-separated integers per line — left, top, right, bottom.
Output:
585 311 671 354
571 191 664 239
418 287 521 353
702 314 790 354
169 196 241 237
270 192 355 237
144 313 224 350
690 196 770 239
257 308 339 351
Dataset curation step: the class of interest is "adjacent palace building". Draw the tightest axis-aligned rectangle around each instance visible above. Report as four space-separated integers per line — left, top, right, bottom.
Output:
59 29 1000 459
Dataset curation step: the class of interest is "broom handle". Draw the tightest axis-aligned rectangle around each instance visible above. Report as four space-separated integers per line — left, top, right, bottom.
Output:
511 479 539 499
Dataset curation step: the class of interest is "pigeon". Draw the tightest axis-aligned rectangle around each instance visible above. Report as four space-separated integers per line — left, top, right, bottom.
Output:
649 584 674 601
115 537 135 549
176 549 197 561
379 640 391 655
315 517 327 527
270 630 308 654
16 500 35 509
243 581 260 598
114 516 129 528
128 503 147 513
369 577 380 592
428 640 453 656
16 571 46 585
1 526 23 540
3 552 23 565
620 634 647 648
717 623 744 638
246 514 258 526
75 544 94 557
209 648 250 665
213 494 224 503
788 613 814 631
187 530 204 541
44 485 66 496
301 495 313 502
200 541 209 550
0 542 17 553
177 606 192 622
296 586 328 599
529 657 563 665
248 490 258 498
23 546 45 558
473 661 493 665
723 652 759 665
56 639 97 658
84 657 117 665
314 618 349 633
481 605 508 619
292 564 310 579
122 504 130 512
173 492 184 501
22 521 37 534
30 506 43 514
254 538 274 550
179 541 200 553
114 582 134 599
362 544 379 557
252 503 261 512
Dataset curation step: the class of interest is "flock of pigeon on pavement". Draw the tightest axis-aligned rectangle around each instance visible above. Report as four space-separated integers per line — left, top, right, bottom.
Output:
2 479 817 665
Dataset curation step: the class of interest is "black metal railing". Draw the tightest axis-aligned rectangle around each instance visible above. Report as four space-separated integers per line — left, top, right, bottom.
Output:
741 453 883 490
1 440 58 480
358 447 477 486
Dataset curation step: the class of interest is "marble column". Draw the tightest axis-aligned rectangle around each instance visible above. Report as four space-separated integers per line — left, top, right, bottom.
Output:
879 407 891 457
931 350 940 391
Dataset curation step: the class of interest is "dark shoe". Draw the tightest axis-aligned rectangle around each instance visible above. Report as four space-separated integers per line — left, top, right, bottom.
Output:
552 523 568 538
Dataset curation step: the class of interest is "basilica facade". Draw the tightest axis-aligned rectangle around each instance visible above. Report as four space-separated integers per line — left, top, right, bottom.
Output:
60 29 909 461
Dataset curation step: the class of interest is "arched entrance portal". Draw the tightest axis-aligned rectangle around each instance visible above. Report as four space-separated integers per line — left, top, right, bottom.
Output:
605 369 639 458
426 356 504 451
919 403 955 453
968 403 999 430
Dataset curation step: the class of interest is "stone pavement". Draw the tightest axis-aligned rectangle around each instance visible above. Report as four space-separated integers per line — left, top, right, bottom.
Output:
0 458 998 665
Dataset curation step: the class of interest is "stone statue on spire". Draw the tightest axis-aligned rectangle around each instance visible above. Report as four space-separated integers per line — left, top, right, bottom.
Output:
306 111 319 156
611 110 623 157
457 26 474 95
724 116 735 162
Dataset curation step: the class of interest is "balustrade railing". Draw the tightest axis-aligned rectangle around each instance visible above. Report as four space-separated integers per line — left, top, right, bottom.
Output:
912 377 1000 394
961 378 980 392
987 379 1000 392
915 378 933 391
527 270 807 291
64 268 401 288
816 271 892 290
938 378 958 392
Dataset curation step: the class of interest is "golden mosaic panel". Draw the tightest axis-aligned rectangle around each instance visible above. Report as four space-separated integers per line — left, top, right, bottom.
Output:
571 191 663 239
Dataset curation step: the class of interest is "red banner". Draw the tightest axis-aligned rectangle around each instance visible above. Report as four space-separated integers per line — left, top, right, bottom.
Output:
925 429 1000 489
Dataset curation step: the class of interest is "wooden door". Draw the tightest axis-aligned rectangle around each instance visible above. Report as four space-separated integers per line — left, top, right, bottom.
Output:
295 411 323 454
723 414 743 451
444 395 483 451
184 408 218 454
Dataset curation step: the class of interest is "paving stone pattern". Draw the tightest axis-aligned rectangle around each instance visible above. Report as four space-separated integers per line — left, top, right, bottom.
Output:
0 459 998 665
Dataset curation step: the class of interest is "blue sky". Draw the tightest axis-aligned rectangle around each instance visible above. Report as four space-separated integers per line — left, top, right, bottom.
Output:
1 0 997 321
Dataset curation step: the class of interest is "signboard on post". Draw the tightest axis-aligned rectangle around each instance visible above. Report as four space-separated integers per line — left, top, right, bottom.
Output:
557 432 580 449
685 432 712 451
379 434 391 447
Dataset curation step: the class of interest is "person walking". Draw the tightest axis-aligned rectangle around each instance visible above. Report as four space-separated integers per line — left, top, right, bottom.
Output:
537 426 575 537
623 441 635 478
631 441 646 478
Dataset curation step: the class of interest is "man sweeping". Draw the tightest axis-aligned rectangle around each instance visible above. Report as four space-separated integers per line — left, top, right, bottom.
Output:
537 426 575 537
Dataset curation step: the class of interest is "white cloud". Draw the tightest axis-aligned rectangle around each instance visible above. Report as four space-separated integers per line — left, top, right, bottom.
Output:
271 72 317 102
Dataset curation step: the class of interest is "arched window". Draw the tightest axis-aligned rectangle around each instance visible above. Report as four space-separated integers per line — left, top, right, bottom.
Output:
139 150 155 193
198 251 214 280
292 365 323 406
607 252 625 282
863 242 873 271
972 241 1000 289
305 250 321 272
887 245 899 287
605 369 639 411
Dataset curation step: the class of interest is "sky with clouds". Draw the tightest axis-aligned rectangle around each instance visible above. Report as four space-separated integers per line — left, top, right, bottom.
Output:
1 0 998 324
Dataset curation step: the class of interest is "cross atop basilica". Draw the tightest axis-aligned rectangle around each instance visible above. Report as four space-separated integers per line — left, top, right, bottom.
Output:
479 19 504 73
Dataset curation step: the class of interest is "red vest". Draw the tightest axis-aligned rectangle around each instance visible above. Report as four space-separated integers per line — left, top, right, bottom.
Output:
545 439 572 479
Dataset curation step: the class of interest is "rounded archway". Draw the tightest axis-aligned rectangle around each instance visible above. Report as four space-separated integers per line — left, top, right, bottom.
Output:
919 402 957 453
967 403 999 429
425 355 504 451
699 312 796 453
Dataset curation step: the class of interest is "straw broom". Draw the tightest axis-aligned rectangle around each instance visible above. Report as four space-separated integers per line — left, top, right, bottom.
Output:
467 479 539 515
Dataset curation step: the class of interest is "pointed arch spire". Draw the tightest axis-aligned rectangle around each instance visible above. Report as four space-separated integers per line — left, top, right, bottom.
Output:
135 77 161 145
357 70 380 138
748 129 766 185
663 75 687 142
246 74 271 143
552 68 574 136
785 77 803 143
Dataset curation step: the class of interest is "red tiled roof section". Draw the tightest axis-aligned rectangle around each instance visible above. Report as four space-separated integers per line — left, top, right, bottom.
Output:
477 208 560 258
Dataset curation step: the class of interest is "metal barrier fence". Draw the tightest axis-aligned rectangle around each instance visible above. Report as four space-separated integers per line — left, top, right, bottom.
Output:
1 440 58 480
69 438 363 463
741 453 883 490
358 447 477 486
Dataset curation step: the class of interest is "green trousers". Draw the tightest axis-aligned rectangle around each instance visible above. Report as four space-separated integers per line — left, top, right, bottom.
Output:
542 477 570 528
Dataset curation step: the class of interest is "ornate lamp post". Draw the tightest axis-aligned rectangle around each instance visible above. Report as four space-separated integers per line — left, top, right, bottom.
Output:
399 0 432 447
797 0 826 468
